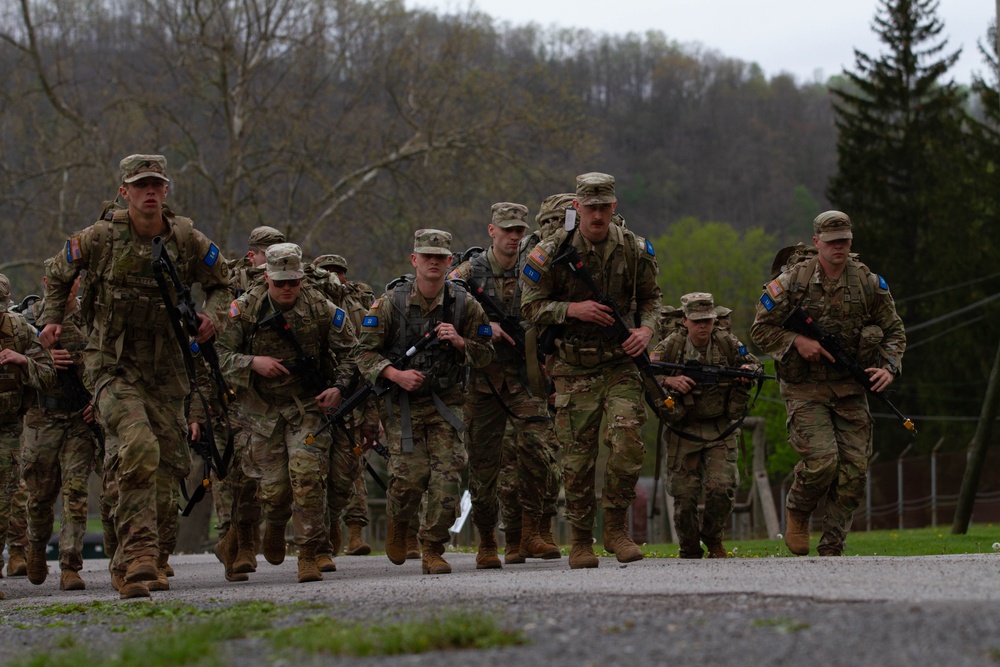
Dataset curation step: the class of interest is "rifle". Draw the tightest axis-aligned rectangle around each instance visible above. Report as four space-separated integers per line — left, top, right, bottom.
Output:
781 305 916 434
256 310 329 396
59 356 106 458
151 236 235 488
649 361 775 385
463 274 545 365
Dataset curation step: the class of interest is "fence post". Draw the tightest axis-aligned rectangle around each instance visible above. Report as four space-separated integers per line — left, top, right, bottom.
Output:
866 452 880 531
930 437 945 528
897 443 913 530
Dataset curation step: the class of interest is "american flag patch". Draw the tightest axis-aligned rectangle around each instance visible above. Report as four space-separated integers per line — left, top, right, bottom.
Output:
371 298 381 309
528 246 548 267
766 280 784 299
67 238 82 262
229 301 240 318
650 350 662 362
448 269 461 280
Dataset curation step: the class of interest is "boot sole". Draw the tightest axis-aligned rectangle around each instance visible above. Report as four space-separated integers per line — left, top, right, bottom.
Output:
569 560 599 569
615 552 644 563
59 579 87 591
345 545 372 556
475 560 502 569
119 582 150 599
297 573 323 583
125 561 159 583
232 558 257 574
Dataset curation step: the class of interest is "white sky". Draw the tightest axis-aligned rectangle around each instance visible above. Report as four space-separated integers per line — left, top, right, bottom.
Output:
408 0 996 85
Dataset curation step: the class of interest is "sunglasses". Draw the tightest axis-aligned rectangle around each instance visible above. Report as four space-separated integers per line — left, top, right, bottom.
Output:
272 278 302 288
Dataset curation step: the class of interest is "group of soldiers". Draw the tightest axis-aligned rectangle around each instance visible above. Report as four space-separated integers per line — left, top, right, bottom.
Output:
0 154 905 600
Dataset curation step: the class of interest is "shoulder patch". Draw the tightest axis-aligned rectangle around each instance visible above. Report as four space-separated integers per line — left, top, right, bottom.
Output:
189 340 202 355
878 275 888 290
738 344 748 357
332 307 346 329
477 324 493 338
448 269 461 280
523 264 541 283
229 301 241 318
66 238 82 263
528 246 548 268
371 298 381 310
760 293 775 311
766 279 784 299
203 243 220 268
362 315 378 328
650 350 662 362
644 239 655 256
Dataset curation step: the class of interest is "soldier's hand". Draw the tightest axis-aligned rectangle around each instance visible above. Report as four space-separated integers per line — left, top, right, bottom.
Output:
0 348 27 368
663 375 695 394
435 322 465 351
50 348 74 370
490 322 515 346
622 326 653 357
867 367 895 393
316 387 343 410
385 367 425 392
39 323 62 349
792 335 836 364
189 423 201 442
250 356 289 378
82 402 96 425
195 313 216 343
567 300 614 327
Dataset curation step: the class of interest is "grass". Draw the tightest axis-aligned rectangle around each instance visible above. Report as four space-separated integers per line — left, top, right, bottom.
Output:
638 524 1000 558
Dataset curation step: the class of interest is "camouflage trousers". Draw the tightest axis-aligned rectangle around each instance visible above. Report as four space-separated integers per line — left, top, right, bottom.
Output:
211 419 262 536
8 477 28 553
782 382 872 553
466 380 559 533
384 395 466 545
665 419 739 553
243 410 329 548
552 361 646 530
319 428 360 556
0 420 22 560
342 463 369 526
21 408 98 571
96 378 190 571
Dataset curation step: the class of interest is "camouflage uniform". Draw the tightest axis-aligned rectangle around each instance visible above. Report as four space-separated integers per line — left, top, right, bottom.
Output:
0 275 57 577
521 174 661 566
750 211 905 555
218 245 358 565
38 155 231 591
449 202 561 564
651 293 760 558
356 230 494 565
21 298 99 583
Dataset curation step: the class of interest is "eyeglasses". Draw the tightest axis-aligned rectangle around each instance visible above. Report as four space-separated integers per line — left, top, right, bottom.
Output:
272 278 302 288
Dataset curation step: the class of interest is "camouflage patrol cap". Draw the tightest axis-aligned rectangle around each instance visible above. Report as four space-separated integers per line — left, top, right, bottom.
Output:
413 229 452 256
265 243 305 281
313 254 348 273
813 211 853 242
680 292 717 321
120 154 169 184
247 226 285 248
0 274 9 313
575 172 617 205
536 193 576 227
490 202 529 229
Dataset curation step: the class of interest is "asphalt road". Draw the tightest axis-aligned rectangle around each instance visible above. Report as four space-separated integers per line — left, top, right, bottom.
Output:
3 551 1000 666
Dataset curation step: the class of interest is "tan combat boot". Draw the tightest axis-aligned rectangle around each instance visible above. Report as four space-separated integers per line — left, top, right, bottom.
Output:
519 513 561 559
421 540 452 575
504 529 525 564
475 528 502 570
7 546 27 576
784 508 811 556
215 528 249 582
330 521 342 556
232 522 258 574
602 508 643 563
405 524 421 560
706 542 728 559
147 568 170 591
263 522 288 565
125 555 159 583
538 513 561 558
385 516 409 565
119 581 151 599
315 549 337 573
568 527 599 569
345 522 372 555
158 552 175 577
297 545 323 583
26 544 49 585
59 569 86 591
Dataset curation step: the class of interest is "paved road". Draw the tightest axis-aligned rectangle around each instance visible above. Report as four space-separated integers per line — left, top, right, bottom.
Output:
3 551 1000 665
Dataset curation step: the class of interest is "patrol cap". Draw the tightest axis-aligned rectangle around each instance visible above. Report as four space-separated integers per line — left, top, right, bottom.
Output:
247 226 285 248
813 210 853 242
536 193 576 227
490 202 529 229
265 243 305 281
0 274 9 313
313 254 348 273
575 172 617 205
120 154 169 184
680 292 717 321
413 229 452 256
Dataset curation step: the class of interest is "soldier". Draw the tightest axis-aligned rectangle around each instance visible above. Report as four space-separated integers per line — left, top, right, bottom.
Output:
750 211 905 557
21 271 100 589
311 254 376 559
218 243 358 583
230 226 286 297
38 154 231 598
0 274 56 592
356 229 494 575
651 292 761 559
450 203 561 568
521 172 661 569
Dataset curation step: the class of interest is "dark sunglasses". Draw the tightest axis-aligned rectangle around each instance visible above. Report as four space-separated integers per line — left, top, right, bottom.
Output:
272 278 302 288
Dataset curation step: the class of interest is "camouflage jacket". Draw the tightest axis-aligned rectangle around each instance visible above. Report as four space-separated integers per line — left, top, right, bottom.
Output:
0 311 56 419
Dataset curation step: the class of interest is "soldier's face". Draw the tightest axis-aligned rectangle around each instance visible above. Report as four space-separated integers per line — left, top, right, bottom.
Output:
814 236 852 269
684 317 715 347
119 178 168 216
574 201 616 243
489 224 525 261
265 274 302 307
411 252 452 281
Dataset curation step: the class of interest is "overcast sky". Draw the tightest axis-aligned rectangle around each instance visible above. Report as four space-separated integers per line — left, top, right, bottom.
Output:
407 0 996 85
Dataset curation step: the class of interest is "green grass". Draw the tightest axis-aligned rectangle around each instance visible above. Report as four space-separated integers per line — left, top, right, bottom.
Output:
638 524 1000 558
